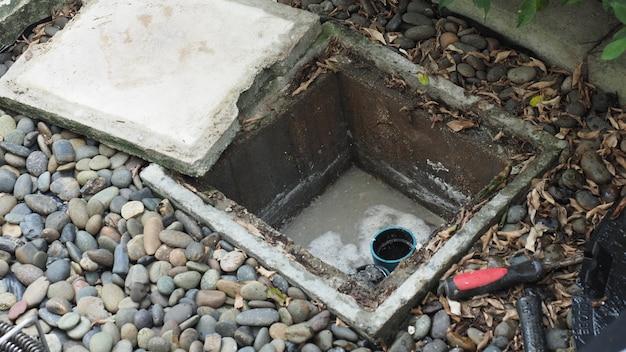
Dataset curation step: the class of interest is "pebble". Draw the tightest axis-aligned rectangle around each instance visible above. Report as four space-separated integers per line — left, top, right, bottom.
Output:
285 323 312 343
236 308 280 326
413 314 431 340
422 339 447 352
439 32 458 48
430 310 450 339
507 66 536 84
466 327 485 345
545 328 569 350
220 251 245 272
121 201 144 219
90 332 114 352
159 229 193 248
52 140 75 163
494 321 516 339
174 271 202 289
405 25 436 41
456 63 475 78
580 151 611 184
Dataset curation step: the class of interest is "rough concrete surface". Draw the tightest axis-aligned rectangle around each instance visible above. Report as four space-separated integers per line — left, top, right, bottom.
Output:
589 37 626 103
445 0 619 71
0 0 320 176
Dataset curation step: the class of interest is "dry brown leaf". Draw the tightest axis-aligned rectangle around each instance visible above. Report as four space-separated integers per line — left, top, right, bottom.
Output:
257 267 276 278
494 50 513 63
447 119 477 132
528 80 556 90
234 294 244 309
526 57 547 73
572 63 583 87
292 67 323 96
363 28 386 45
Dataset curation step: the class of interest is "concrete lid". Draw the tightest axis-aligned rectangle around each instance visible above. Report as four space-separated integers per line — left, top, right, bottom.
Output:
0 0 319 176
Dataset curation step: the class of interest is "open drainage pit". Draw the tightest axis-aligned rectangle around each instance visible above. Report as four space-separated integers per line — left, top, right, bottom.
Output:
141 24 563 341
194 64 521 287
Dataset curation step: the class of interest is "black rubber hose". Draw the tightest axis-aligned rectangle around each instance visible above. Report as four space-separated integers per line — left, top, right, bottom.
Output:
0 321 45 352
516 289 547 352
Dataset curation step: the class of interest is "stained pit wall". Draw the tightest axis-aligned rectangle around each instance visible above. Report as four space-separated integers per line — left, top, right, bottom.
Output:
196 66 512 230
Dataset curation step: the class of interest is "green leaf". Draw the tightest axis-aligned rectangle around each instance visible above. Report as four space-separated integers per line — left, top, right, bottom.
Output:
601 36 626 60
561 0 582 4
438 0 456 9
611 2 626 23
517 0 549 26
417 72 430 85
529 95 543 107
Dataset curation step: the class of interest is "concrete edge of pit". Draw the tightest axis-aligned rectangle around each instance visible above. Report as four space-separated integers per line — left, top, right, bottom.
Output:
142 23 565 343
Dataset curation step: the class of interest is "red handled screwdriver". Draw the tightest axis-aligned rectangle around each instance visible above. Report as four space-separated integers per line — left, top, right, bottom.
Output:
438 256 583 300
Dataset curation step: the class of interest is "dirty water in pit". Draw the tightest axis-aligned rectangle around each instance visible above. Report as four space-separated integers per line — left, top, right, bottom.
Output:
280 167 445 273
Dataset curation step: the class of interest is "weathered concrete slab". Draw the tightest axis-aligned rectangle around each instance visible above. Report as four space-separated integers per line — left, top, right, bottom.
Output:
0 0 320 176
445 0 619 71
589 39 626 103
0 0 65 48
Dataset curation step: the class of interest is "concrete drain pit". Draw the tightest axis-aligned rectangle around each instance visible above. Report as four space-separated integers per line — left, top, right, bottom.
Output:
141 24 565 341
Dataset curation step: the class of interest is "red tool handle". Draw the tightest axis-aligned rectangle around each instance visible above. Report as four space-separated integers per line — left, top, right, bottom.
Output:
452 267 509 290
439 259 545 300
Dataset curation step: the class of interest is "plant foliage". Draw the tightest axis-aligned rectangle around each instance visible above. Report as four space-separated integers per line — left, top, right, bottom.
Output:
439 0 626 60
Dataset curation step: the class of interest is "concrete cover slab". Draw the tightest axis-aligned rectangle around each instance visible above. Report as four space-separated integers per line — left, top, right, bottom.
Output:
0 0 319 176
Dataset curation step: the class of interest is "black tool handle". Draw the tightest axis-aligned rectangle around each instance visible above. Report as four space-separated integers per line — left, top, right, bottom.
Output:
439 259 545 300
517 289 546 352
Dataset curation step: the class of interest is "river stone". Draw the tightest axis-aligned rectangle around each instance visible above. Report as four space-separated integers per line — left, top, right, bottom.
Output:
111 168 132 188
507 66 536 84
580 151 611 184
157 276 176 295
89 155 111 170
159 229 193 248
196 290 226 308
241 281 267 301
50 177 81 200
402 12 431 25
78 296 110 322
285 323 313 343
430 310 450 339
121 201 144 219
0 115 16 137
422 339 447 352
413 314 431 340
0 169 17 192
220 251 245 272
91 187 120 208
90 332 114 352
494 321 516 339
460 34 487 49
68 317 92 339
24 194 57 215
46 259 70 283
23 276 49 307
236 308 280 326
201 269 220 290
405 25 436 41
13 174 32 199
174 271 202 289
0 291 16 310
102 283 126 313
545 328 569 350
52 140 75 163
59 312 81 330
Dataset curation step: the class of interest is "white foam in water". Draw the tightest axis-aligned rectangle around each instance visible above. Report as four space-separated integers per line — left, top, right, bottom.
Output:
281 167 445 273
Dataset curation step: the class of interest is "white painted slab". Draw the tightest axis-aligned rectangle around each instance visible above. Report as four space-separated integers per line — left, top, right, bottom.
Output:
0 0 319 175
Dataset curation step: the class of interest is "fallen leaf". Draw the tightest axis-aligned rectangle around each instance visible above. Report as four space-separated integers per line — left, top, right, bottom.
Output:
448 298 462 316
494 50 513 63
529 95 543 107
417 72 430 85
447 119 476 132
363 28 386 45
